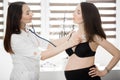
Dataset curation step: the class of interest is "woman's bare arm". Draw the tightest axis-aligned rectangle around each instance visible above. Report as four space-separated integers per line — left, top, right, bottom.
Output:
89 35 120 77
41 32 81 60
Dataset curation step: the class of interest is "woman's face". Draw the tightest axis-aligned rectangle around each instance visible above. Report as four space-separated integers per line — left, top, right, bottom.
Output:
20 4 33 24
73 4 83 24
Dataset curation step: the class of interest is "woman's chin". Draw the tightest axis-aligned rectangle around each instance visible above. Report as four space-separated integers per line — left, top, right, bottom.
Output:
73 21 77 24
27 21 32 23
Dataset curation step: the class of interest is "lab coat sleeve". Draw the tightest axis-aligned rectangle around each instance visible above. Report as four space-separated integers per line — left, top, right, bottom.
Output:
11 34 41 59
31 32 49 50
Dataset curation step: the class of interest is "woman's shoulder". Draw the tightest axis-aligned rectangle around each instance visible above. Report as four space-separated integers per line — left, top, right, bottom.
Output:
11 33 21 39
11 33 23 43
93 35 106 44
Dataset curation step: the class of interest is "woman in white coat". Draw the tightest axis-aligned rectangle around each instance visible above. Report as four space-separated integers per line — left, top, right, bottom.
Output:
3 1 80 80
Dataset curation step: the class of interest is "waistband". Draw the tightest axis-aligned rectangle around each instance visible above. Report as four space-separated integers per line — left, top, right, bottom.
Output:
65 65 96 72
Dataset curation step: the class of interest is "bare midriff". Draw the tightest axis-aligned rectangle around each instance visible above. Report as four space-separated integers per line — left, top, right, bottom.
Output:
65 54 95 71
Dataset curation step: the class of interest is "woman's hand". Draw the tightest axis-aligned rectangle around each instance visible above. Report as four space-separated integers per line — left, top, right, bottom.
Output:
89 66 108 77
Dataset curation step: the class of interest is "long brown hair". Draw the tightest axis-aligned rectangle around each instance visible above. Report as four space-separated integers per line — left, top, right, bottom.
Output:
81 2 106 42
4 2 26 53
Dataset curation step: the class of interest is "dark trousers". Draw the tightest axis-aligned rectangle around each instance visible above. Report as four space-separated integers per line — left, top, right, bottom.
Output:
64 65 101 80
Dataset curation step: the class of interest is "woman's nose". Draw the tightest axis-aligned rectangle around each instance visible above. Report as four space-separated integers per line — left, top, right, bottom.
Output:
73 12 75 17
30 11 33 16
73 11 76 16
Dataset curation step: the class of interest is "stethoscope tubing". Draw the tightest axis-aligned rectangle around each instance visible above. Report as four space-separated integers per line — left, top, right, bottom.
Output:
29 26 56 47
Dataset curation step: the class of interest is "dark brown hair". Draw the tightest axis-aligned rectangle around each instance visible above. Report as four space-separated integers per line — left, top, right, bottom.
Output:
4 1 26 53
81 2 106 42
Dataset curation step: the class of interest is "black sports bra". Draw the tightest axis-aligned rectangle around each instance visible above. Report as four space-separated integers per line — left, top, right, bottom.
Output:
65 42 96 57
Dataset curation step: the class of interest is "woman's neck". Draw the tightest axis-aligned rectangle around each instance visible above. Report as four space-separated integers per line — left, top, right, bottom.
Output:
20 23 26 31
77 23 86 35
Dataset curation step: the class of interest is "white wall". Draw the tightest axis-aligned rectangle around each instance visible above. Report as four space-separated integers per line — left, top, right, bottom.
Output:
0 40 12 80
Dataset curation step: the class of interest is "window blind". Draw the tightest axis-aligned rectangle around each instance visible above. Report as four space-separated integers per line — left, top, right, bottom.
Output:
49 0 116 40
87 0 116 39
49 0 80 39
0 0 3 39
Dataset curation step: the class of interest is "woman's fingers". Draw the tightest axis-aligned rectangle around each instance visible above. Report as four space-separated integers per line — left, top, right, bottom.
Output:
89 67 98 77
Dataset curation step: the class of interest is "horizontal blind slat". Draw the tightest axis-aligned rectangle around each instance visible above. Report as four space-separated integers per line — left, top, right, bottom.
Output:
50 3 77 6
86 0 115 3
104 28 115 31
0 36 3 39
0 14 3 17
0 0 2 2
0 28 3 32
0 22 3 24
27 3 41 5
0 7 3 10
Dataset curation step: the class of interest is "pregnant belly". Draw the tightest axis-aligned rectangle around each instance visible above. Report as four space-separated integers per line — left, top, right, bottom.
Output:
65 54 95 71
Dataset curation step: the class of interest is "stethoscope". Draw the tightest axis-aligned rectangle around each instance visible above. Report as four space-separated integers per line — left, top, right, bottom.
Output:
28 25 56 47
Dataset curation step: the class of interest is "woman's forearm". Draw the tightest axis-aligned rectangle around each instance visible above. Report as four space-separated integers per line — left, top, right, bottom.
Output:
104 53 120 72
41 32 81 60
41 41 71 60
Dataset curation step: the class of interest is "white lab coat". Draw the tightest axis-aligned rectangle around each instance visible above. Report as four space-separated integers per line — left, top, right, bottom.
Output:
10 29 48 80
